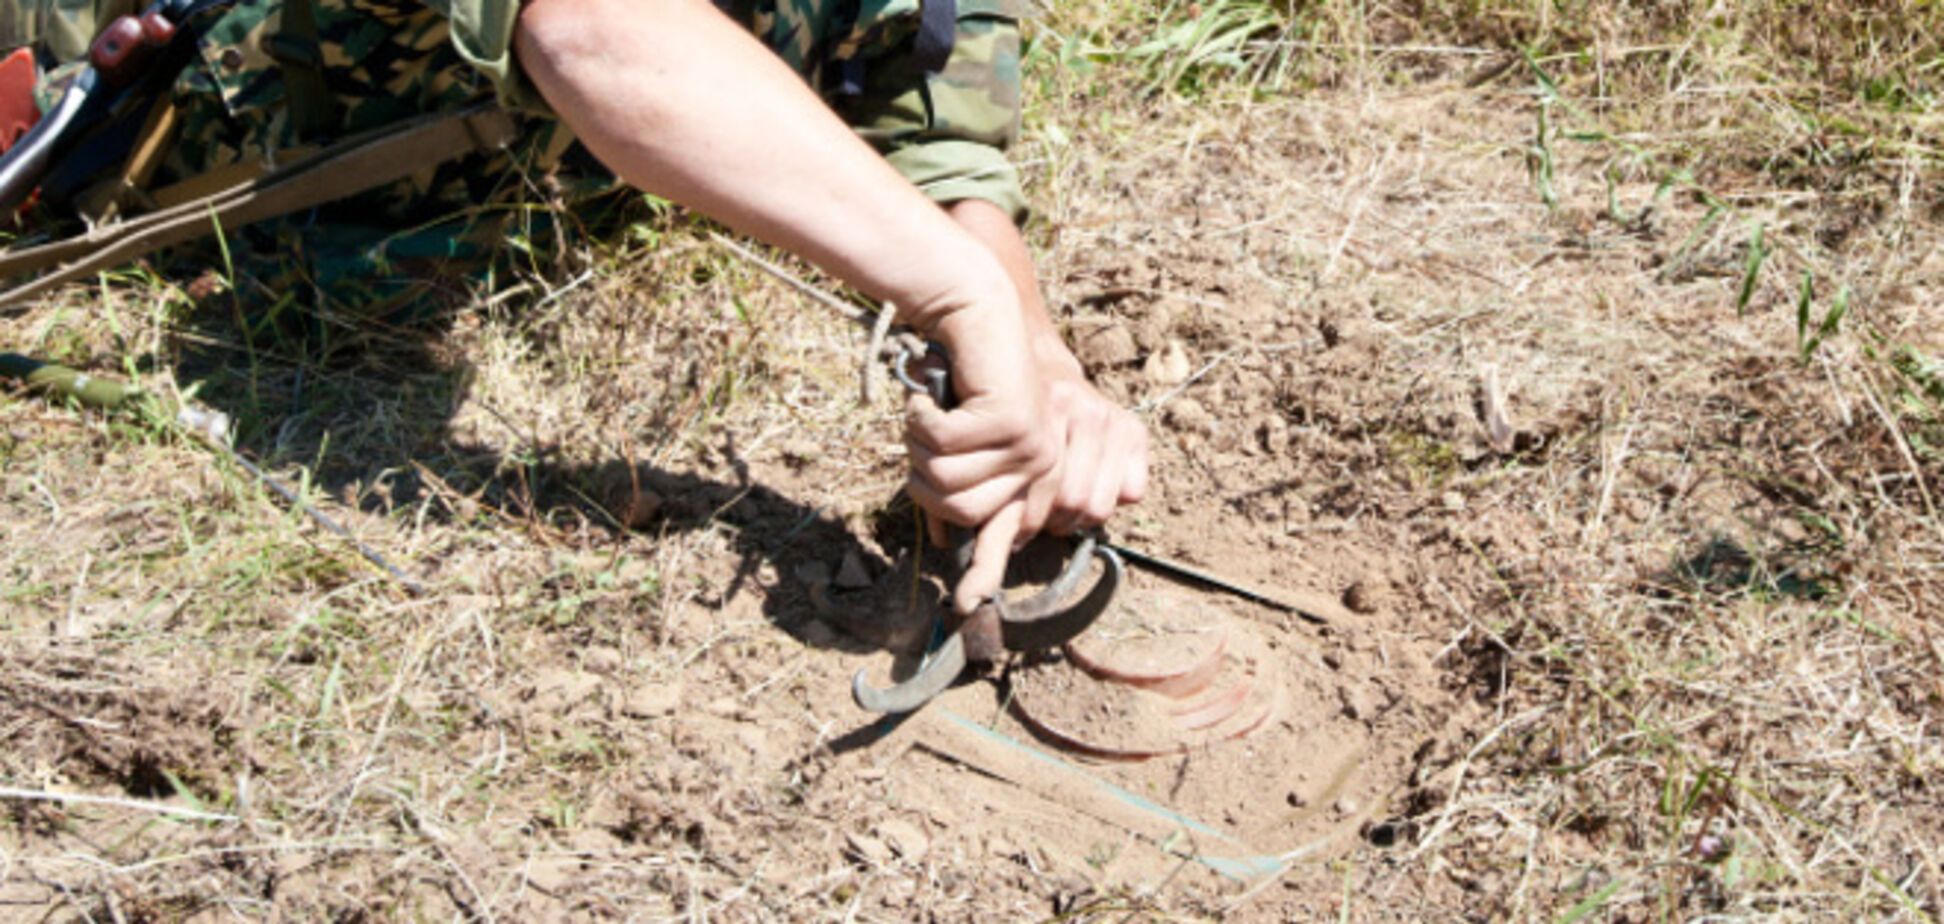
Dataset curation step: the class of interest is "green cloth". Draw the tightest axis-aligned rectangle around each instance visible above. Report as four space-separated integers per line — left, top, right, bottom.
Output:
421 0 543 113
426 0 1030 219
888 139 1025 223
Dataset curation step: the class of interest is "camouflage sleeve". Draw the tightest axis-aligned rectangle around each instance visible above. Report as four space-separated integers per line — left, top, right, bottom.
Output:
832 0 1029 223
884 139 1024 224
421 0 550 113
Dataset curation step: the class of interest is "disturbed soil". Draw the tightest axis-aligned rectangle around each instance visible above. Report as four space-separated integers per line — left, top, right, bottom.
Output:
3 72 1943 921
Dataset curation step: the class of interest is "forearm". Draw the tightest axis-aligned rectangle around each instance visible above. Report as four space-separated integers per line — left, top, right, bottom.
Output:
514 0 1015 341
946 200 1083 379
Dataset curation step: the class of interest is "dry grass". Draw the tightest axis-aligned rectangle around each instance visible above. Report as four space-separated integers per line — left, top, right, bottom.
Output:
3 0 1942 920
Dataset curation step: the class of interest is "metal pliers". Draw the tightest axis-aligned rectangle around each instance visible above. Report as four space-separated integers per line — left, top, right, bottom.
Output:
0 0 237 213
850 343 1124 714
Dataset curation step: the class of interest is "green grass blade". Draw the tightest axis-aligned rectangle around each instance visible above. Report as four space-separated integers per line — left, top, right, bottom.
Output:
1533 104 1558 210
1556 877 1626 924
1736 223 1767 317
1804 285 1850 360
1795 270 1816 358
1523 47 1563 102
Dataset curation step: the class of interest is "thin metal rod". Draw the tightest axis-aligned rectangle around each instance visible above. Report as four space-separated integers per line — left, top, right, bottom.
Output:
173 404 427 595
219 442 429 596
709 231 875 327
1104 541 1328 626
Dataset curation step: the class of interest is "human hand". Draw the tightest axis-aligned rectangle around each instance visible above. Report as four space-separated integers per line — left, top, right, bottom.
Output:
1033 343 1149 537
903 323 1148 615
900 301 1059 614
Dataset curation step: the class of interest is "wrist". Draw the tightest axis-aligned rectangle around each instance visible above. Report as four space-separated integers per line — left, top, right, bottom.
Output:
913 268 1028 364
1030 330 1086 382
892 239 1015 336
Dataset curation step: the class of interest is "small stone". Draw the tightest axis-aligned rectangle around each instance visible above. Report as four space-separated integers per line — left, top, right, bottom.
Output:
1164 398 1214 434
582 645 623 673
622 682 683 718
1073 322 1139 369
1441 491 1465 512
1338 685 1382 721
876 818 929 863
844 832 892 867
1342 580 1388 615
1285 791 1308 808
1334 797 1360 816
1144 340 1192 386
610 486 663 529
797 619 838 648
1259 416 1291 454
834 550 873 589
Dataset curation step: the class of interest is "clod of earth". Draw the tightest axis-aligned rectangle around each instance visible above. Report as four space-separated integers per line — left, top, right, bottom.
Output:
1145 339 1192 386
1072 320 1140 369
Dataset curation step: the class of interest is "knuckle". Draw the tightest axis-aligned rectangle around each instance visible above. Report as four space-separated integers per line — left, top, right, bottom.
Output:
941 496 986 526
1057 480 1091 513
1028 427 1057 462
1085 494 1117 523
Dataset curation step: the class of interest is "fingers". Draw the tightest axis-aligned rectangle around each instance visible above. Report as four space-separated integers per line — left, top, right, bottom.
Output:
904 388 1046 459
905 467 1033 530
1121 427 1150 504
904 385 1059 530
904 439 1031 501
1044 387 1150 534
901 358 1149 587
954 501 1023 614
1047 396 1108 535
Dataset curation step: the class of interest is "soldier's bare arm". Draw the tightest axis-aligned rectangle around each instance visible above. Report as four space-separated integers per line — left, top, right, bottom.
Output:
512 0 1077 608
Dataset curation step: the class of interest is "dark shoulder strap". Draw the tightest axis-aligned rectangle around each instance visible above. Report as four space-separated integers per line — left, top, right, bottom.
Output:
267 0 335 138
912 0 954 73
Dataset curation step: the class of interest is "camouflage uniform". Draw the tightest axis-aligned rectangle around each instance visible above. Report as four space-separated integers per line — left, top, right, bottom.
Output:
2 0 1028 223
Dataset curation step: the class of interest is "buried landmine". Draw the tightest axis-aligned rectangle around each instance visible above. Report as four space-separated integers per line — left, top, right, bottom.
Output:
829 549 1458 886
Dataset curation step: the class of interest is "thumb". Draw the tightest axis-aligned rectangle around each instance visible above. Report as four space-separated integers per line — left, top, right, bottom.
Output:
903 388 950 452
954 500 1022 615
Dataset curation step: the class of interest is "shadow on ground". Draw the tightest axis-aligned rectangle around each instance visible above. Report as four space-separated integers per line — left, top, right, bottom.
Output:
149 214 958 661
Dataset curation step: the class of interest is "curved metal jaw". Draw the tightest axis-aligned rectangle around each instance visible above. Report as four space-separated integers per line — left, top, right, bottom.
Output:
850 538 1124 714
851 628 968 714
997 537 1122 651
